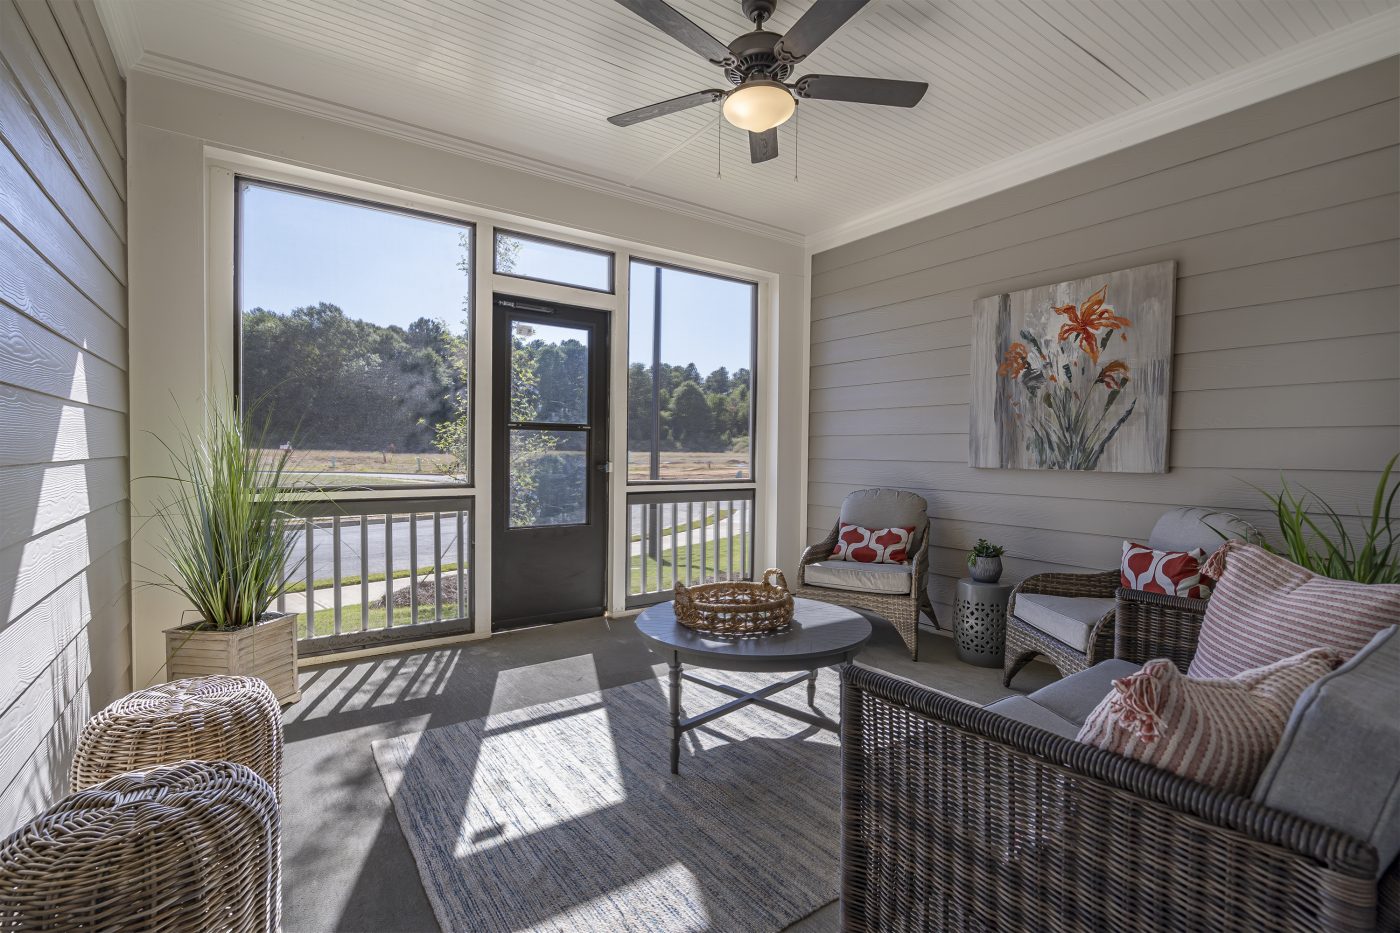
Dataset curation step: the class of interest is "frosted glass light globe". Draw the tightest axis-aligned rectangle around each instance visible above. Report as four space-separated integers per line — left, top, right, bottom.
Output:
722 80 796 133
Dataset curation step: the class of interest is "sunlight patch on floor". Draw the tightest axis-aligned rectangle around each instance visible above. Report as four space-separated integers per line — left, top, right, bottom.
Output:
559 863 709 932
488 653 604 715
453 698 624 857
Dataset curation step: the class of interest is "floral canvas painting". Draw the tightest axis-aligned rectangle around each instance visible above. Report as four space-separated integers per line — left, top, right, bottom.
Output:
970 261 1175 473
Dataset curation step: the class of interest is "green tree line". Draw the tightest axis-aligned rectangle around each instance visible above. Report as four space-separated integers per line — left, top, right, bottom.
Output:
242 303 750 466
628 362 751 454
242 302 467 454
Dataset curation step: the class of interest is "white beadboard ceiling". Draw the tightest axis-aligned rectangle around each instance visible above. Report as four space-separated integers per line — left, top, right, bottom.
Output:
101 0 1399 244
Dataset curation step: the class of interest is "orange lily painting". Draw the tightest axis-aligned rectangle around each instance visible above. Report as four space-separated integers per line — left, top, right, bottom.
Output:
970 261 1175 473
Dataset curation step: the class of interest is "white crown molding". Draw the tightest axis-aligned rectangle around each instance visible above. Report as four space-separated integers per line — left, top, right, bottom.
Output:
117 51 805 247
91 0 143 78
804 8 1400 254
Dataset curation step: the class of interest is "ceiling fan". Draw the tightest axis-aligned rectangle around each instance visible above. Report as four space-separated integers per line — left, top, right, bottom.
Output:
608 0 928 164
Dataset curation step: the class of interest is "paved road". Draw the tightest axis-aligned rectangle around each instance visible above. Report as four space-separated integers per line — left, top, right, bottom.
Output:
285 515 464 582
281 503 749 585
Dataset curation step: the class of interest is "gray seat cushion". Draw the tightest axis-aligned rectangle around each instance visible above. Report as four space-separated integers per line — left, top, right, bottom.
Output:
983 696 1082 741
840 489 929 541
1026 659 1142 726
1253 625 1400 874
1148 507 1259 556
805 560 911 595
1013 594 1117 652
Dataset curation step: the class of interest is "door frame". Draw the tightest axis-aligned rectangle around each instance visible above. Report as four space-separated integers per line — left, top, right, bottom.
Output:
490 294 611 629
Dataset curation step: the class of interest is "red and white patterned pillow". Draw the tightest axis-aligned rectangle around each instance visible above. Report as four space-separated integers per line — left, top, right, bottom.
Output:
1189 540 1400 679
1120 541 1211 599
1076 648 1343 795
832 522 914 564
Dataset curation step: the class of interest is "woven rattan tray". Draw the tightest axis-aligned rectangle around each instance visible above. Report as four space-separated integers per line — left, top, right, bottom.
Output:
673 569 794 637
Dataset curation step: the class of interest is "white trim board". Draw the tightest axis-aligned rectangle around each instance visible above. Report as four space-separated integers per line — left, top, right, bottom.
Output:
93 1 1400 255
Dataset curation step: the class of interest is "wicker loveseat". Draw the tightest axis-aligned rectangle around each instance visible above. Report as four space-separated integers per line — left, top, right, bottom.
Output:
796 489 937 660
840 605 1400 932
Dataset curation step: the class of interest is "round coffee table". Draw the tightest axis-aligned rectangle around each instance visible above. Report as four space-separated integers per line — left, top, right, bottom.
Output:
636 597 871 773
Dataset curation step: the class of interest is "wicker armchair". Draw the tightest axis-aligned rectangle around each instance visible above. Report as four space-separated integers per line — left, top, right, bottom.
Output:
840 647 1400 931
795 489 937 660
1003 569 1119 685
1003 507 1259 686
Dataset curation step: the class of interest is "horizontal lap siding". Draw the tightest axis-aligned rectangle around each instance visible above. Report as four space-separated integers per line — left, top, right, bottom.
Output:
0 0 127 830
807 59 1400 628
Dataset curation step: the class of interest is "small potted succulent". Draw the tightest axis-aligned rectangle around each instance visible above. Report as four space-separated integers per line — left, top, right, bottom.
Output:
967 539 1005 583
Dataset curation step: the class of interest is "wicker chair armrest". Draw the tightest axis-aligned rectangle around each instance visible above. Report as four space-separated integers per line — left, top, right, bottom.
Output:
1012 568 1120 600
798 526 840 586
1114 587 1208 670
911 525 930 578
840 661 1377 930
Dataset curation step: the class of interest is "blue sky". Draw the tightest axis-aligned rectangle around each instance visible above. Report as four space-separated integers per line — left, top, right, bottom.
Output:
239 181 754 376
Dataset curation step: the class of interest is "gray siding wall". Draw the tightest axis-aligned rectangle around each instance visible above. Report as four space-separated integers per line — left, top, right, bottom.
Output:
808 59 1400 625
0 0 129 829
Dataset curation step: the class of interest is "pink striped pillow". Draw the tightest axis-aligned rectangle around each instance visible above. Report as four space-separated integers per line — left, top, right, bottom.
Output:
1188 541 1400 679
1077 649 1343 795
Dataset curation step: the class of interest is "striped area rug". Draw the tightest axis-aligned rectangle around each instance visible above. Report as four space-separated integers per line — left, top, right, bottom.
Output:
373 668 843 932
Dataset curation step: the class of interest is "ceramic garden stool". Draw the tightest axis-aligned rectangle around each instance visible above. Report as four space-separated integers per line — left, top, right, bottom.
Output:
954 578 1014 667
0 760 281 932
70 675 284 800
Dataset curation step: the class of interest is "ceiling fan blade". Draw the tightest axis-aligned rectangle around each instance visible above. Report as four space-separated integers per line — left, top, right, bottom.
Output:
793 74 928 107
749 128 779 163
613 0 736 67
608 90 724 126
773 0 870 63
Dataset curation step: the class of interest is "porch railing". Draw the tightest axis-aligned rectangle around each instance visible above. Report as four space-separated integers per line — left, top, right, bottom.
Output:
277 497 474 655
626 488 755 609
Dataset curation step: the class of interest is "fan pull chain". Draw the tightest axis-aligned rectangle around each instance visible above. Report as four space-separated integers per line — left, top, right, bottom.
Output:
793 103 800 182
716 103 723 178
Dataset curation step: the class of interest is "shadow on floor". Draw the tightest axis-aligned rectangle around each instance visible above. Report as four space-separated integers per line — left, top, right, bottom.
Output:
279 615 1056 932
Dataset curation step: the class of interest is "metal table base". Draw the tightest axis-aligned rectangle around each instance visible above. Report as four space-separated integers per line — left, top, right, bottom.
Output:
666 656 841 774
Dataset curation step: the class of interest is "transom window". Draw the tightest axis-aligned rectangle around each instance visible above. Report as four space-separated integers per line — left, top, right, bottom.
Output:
235 178 474 486
494 229 614 293
627 260 756 483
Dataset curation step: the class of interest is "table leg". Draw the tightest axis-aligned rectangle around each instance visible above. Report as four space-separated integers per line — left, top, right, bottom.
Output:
807 667 818 705
668 653 682 774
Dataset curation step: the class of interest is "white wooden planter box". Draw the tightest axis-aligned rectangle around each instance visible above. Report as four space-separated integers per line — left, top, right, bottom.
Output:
165 611 301 704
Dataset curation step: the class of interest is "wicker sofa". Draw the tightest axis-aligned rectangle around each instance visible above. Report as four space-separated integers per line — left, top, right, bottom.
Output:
840 601 1400 932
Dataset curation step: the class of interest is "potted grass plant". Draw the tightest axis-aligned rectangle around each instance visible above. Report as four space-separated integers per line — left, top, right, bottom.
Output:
1249 453 1399 583
152 398 302 703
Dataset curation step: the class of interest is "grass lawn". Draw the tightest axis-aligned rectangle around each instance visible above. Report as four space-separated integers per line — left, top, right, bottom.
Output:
301 595 469 637
284 563 462 594
293 533 749 637
630 532 749 594
630 508 731 543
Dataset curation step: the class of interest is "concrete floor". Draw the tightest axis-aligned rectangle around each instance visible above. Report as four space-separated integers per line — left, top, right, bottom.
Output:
280 616 1055 932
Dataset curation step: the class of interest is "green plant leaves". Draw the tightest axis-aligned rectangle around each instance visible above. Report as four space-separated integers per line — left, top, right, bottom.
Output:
150 398 304 630
1249 453 1400 583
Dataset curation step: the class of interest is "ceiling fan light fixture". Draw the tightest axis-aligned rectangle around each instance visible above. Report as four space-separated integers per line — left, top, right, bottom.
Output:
722 79 795 132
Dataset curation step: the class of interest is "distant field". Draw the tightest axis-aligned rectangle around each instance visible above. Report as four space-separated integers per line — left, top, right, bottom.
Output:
627 451 750 481
257 447 459 481
260 447 748 482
